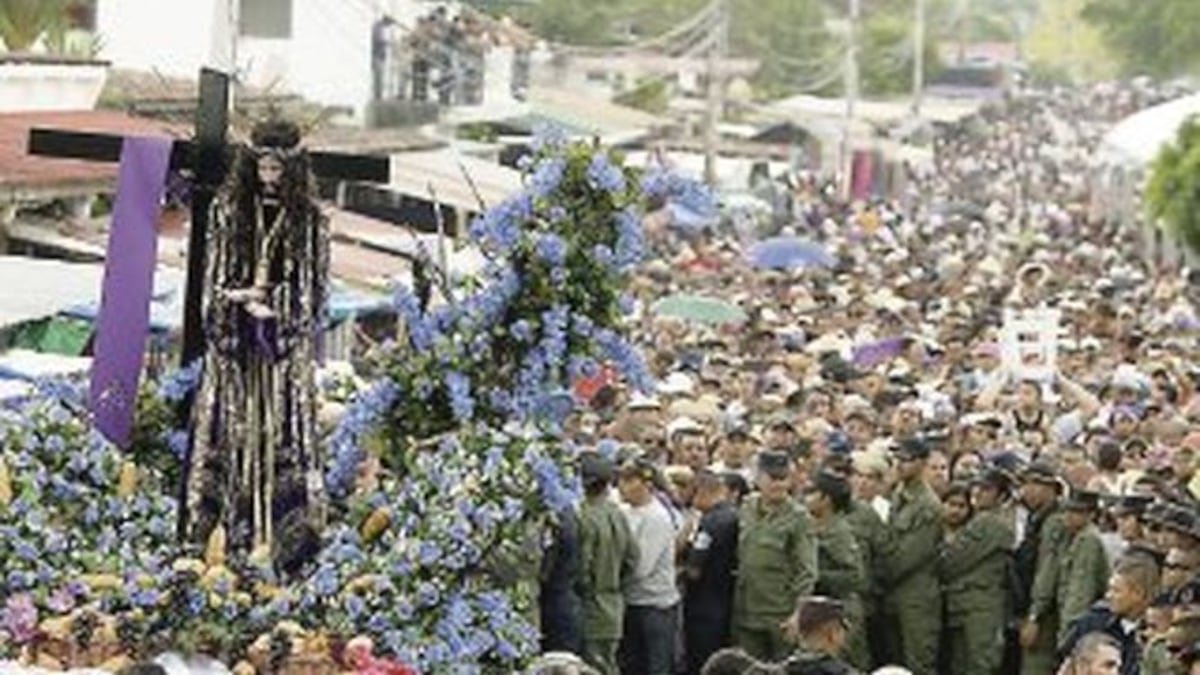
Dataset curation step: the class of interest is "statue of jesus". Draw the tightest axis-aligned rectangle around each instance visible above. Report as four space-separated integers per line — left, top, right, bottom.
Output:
184 118 328 574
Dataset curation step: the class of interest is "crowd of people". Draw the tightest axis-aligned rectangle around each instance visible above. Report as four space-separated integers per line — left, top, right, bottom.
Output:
529 82 1200 675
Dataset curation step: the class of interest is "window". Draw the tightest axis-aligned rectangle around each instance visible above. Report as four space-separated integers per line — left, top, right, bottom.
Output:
239 0 293 39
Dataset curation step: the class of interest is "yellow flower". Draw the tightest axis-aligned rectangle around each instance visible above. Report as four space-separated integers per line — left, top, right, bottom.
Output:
101 655 133 673
79 574 122 592
344 574 379 594
200 565 236 592
171 558 206 576
116 461 138 498
204 524 227 568
0 457 12 506
254 582 284 601
39 617 72 640
360 507 391 543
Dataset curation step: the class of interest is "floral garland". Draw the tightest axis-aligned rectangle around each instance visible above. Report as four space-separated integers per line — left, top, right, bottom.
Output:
0 135 712 673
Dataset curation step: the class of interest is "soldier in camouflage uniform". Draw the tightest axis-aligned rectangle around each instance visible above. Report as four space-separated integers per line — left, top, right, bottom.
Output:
733 450 819 662
576 452 637 675
805 470 868 670
880 438 942 675
1016 462 1069 675
1054 490 1110 645
940 468 1015 675
845 454 890 670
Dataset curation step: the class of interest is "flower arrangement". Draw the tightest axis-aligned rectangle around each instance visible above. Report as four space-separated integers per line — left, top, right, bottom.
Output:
0 134 712 673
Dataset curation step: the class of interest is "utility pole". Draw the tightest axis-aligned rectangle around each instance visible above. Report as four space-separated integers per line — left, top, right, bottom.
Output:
912 0 926 117
841 0 860 195
703 0 729 188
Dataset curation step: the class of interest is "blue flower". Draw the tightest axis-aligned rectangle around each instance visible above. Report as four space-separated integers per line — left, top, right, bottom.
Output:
312 564 339 597
614 208 645 268
158 360 203 402
535 232 568 267
366 612 390 634
185 589 205 616
510 319 533 343
530 122 569 151
418 540 443 566
417 581 441 608
444 371 475 423
587 153 626 194
164 430 189 459
344 594 366 620
529 157 566 198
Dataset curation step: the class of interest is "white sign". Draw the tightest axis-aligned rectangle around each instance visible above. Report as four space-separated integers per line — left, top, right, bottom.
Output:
1001 308 1062 381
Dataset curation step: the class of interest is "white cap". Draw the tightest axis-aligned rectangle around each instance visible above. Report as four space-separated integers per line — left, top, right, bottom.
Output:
657 372 695 396
628 392 662 410
667 416 706 437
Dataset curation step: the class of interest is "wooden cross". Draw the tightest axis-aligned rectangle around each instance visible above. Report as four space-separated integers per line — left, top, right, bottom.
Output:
27 68 403 365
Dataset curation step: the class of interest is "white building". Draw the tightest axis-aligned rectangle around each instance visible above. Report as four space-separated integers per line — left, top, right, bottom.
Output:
93 0 522 122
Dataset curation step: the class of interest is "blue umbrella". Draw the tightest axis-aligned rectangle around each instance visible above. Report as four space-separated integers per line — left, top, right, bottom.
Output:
667 201 719 233
747 236 835 270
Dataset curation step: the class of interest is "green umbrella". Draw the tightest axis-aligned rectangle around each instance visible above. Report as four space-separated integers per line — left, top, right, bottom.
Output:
651 294 747 325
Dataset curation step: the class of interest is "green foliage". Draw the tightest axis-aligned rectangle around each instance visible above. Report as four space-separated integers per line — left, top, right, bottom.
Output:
1082 0 1200 77
614 77 670 114
0 0 70 52
859 9 942 97
1147 116 1200 256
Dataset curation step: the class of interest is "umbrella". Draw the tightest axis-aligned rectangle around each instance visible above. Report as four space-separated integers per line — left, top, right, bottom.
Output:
747 236 835 270
652 294 747 325
852 337 906 370
667 201 719 233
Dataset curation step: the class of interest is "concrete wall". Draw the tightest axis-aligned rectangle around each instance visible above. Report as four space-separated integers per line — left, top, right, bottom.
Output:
96 0 520 121
96 0 419 120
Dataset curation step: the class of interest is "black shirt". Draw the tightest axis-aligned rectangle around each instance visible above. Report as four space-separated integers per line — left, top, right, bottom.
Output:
684 500 739 621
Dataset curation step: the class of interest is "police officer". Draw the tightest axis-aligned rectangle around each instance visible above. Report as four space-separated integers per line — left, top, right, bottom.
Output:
1015 461 1069 675
683 470 740 675
805 470 867 669
733 450 818 662
940 467 1015 675
880 437 942 675
576 451 637 675
1055 490 1110 645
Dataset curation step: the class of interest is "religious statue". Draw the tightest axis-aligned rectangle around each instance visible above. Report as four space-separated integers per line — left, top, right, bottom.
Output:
184 118 328 573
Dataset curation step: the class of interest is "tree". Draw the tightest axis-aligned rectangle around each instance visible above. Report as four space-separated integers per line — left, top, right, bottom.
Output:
0 0 70 52
1146 116 1200 256
1082 0 1200 77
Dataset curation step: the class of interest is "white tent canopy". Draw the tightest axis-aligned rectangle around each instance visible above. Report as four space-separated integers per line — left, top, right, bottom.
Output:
0 255 185 330
1099 92 1200 167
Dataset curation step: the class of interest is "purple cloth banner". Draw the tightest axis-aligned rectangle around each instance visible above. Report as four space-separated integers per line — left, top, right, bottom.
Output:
90 136 172 448
850 150 873 202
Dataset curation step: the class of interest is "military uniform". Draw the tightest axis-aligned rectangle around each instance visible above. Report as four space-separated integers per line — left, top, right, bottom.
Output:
782 646 861 675
683 498 739 675
1055 516 1110 644
881 477 942 675
733 493 818 661
577 494 637 675
939 505 1014 675
846 499 887 669
813 512 867 669
1014 464 1069 675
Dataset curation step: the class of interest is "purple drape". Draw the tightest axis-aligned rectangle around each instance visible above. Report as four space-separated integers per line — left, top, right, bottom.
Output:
90 136 172 447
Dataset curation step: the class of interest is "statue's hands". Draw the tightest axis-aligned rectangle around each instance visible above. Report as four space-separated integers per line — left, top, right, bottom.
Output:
223 285 276 319
222 286 266 304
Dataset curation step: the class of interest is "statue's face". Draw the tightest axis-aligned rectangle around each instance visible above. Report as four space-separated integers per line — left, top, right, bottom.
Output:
257 155 284 194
